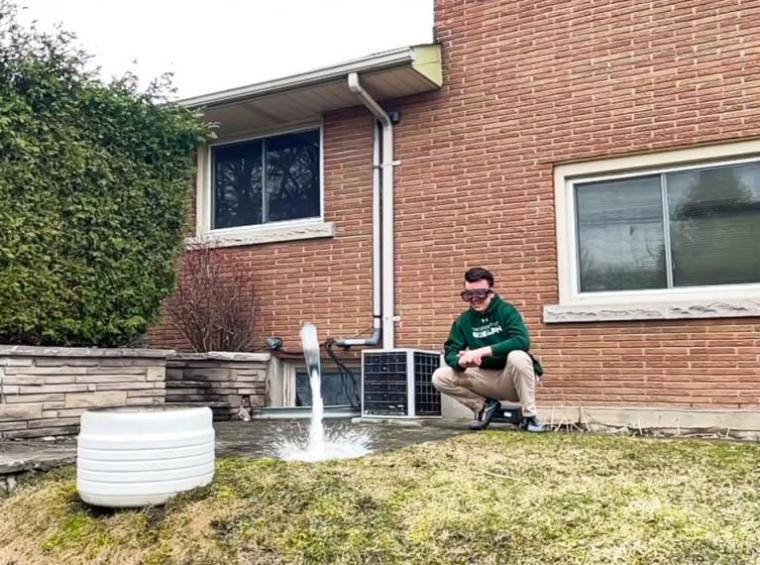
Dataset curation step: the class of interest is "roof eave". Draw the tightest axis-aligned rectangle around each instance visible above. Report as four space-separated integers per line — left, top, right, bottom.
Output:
179 45 432 109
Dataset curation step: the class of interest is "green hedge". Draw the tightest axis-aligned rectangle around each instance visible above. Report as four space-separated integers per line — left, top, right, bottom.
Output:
0 2 210 346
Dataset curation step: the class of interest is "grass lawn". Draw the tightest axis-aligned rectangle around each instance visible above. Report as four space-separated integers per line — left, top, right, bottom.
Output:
1 432 759 564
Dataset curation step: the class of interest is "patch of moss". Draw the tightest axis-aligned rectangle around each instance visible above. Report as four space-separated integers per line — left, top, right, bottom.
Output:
142 547 172 565
41 511 114 554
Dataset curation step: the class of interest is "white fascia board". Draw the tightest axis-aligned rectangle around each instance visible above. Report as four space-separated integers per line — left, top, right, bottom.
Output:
178 46 420 109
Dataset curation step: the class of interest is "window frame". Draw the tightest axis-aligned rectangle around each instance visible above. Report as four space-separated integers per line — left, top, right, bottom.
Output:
294 364 361 408
554 140 760 308
192 121 334 247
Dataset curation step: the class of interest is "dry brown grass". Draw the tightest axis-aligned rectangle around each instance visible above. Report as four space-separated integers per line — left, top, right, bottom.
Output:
1 432 759 564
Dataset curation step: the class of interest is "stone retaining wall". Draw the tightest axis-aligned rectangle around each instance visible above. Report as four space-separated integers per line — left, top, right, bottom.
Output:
166 352 270 420
0 346 171 439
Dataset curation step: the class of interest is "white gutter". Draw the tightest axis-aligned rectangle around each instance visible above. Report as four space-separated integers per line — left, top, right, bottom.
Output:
178 47 420 109
346 72 396 349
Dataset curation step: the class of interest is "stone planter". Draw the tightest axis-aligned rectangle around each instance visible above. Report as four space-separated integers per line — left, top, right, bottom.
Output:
0 346 172 439
166 352 270 420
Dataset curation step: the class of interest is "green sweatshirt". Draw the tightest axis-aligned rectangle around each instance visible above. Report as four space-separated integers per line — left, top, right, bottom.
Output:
443 294 543 375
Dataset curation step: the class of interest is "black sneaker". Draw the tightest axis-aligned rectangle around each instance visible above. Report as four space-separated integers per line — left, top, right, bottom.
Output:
469 399 501 431
520 415 546 433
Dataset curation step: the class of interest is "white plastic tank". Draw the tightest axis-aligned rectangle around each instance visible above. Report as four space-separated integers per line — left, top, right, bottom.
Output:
77 405 215 508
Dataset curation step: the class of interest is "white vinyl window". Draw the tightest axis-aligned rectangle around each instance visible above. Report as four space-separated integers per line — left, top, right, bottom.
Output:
574 160 760 293
211 128 321 229
552 141 760 318
191 124 334 248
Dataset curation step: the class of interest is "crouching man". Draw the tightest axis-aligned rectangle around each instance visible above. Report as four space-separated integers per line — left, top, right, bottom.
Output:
432 267 545 432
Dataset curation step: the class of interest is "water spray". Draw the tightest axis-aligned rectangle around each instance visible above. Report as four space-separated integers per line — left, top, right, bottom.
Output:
300 323 321 378
300 323 324 458
272 323 372 462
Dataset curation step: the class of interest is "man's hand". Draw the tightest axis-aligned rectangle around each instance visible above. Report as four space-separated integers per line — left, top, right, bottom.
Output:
456 350 478 369
457 347 493 369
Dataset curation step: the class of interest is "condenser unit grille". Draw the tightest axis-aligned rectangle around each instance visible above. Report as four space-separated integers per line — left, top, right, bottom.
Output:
362 352 408 416
414 352 442 416
362 349 441 418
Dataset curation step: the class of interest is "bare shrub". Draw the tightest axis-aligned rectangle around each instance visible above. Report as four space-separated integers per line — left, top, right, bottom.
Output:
165 241 255 352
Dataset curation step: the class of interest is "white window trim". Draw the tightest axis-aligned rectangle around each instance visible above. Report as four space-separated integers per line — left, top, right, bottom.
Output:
188 120 334 248
547 139 760 323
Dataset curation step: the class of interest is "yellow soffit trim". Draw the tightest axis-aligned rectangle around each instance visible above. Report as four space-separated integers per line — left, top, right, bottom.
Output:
411 44 443 88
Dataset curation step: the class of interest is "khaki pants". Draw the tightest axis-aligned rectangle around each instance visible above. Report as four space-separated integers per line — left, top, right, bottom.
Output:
432 350 538 417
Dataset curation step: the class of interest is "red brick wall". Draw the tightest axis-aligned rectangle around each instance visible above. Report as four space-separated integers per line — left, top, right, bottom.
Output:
149 107 376 355
152 0 760 409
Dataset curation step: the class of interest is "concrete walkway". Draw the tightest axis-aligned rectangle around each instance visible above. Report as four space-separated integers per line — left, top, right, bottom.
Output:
1 419 467 480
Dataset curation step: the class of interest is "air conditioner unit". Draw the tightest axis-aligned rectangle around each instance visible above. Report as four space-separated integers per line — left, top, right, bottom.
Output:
361 349 442 418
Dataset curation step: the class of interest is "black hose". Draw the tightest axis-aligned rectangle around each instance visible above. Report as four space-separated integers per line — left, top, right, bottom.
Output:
324 338 360 409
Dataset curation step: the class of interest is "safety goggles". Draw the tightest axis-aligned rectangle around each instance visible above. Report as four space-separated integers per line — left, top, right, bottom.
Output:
460 289 492 302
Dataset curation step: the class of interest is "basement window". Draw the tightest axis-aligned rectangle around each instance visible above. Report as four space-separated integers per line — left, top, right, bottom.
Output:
295 369 360 409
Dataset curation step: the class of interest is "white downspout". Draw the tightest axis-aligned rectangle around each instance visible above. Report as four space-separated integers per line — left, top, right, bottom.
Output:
347 72 395 349
335 119 382 347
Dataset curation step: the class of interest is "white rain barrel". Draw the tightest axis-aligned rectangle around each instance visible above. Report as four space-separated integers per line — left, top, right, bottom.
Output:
77 406 215 508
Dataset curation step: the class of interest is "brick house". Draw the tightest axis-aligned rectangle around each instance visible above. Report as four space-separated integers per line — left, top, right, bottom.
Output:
150 0 760 429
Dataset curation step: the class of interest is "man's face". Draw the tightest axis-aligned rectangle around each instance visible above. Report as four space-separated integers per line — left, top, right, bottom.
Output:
461 279 493 313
